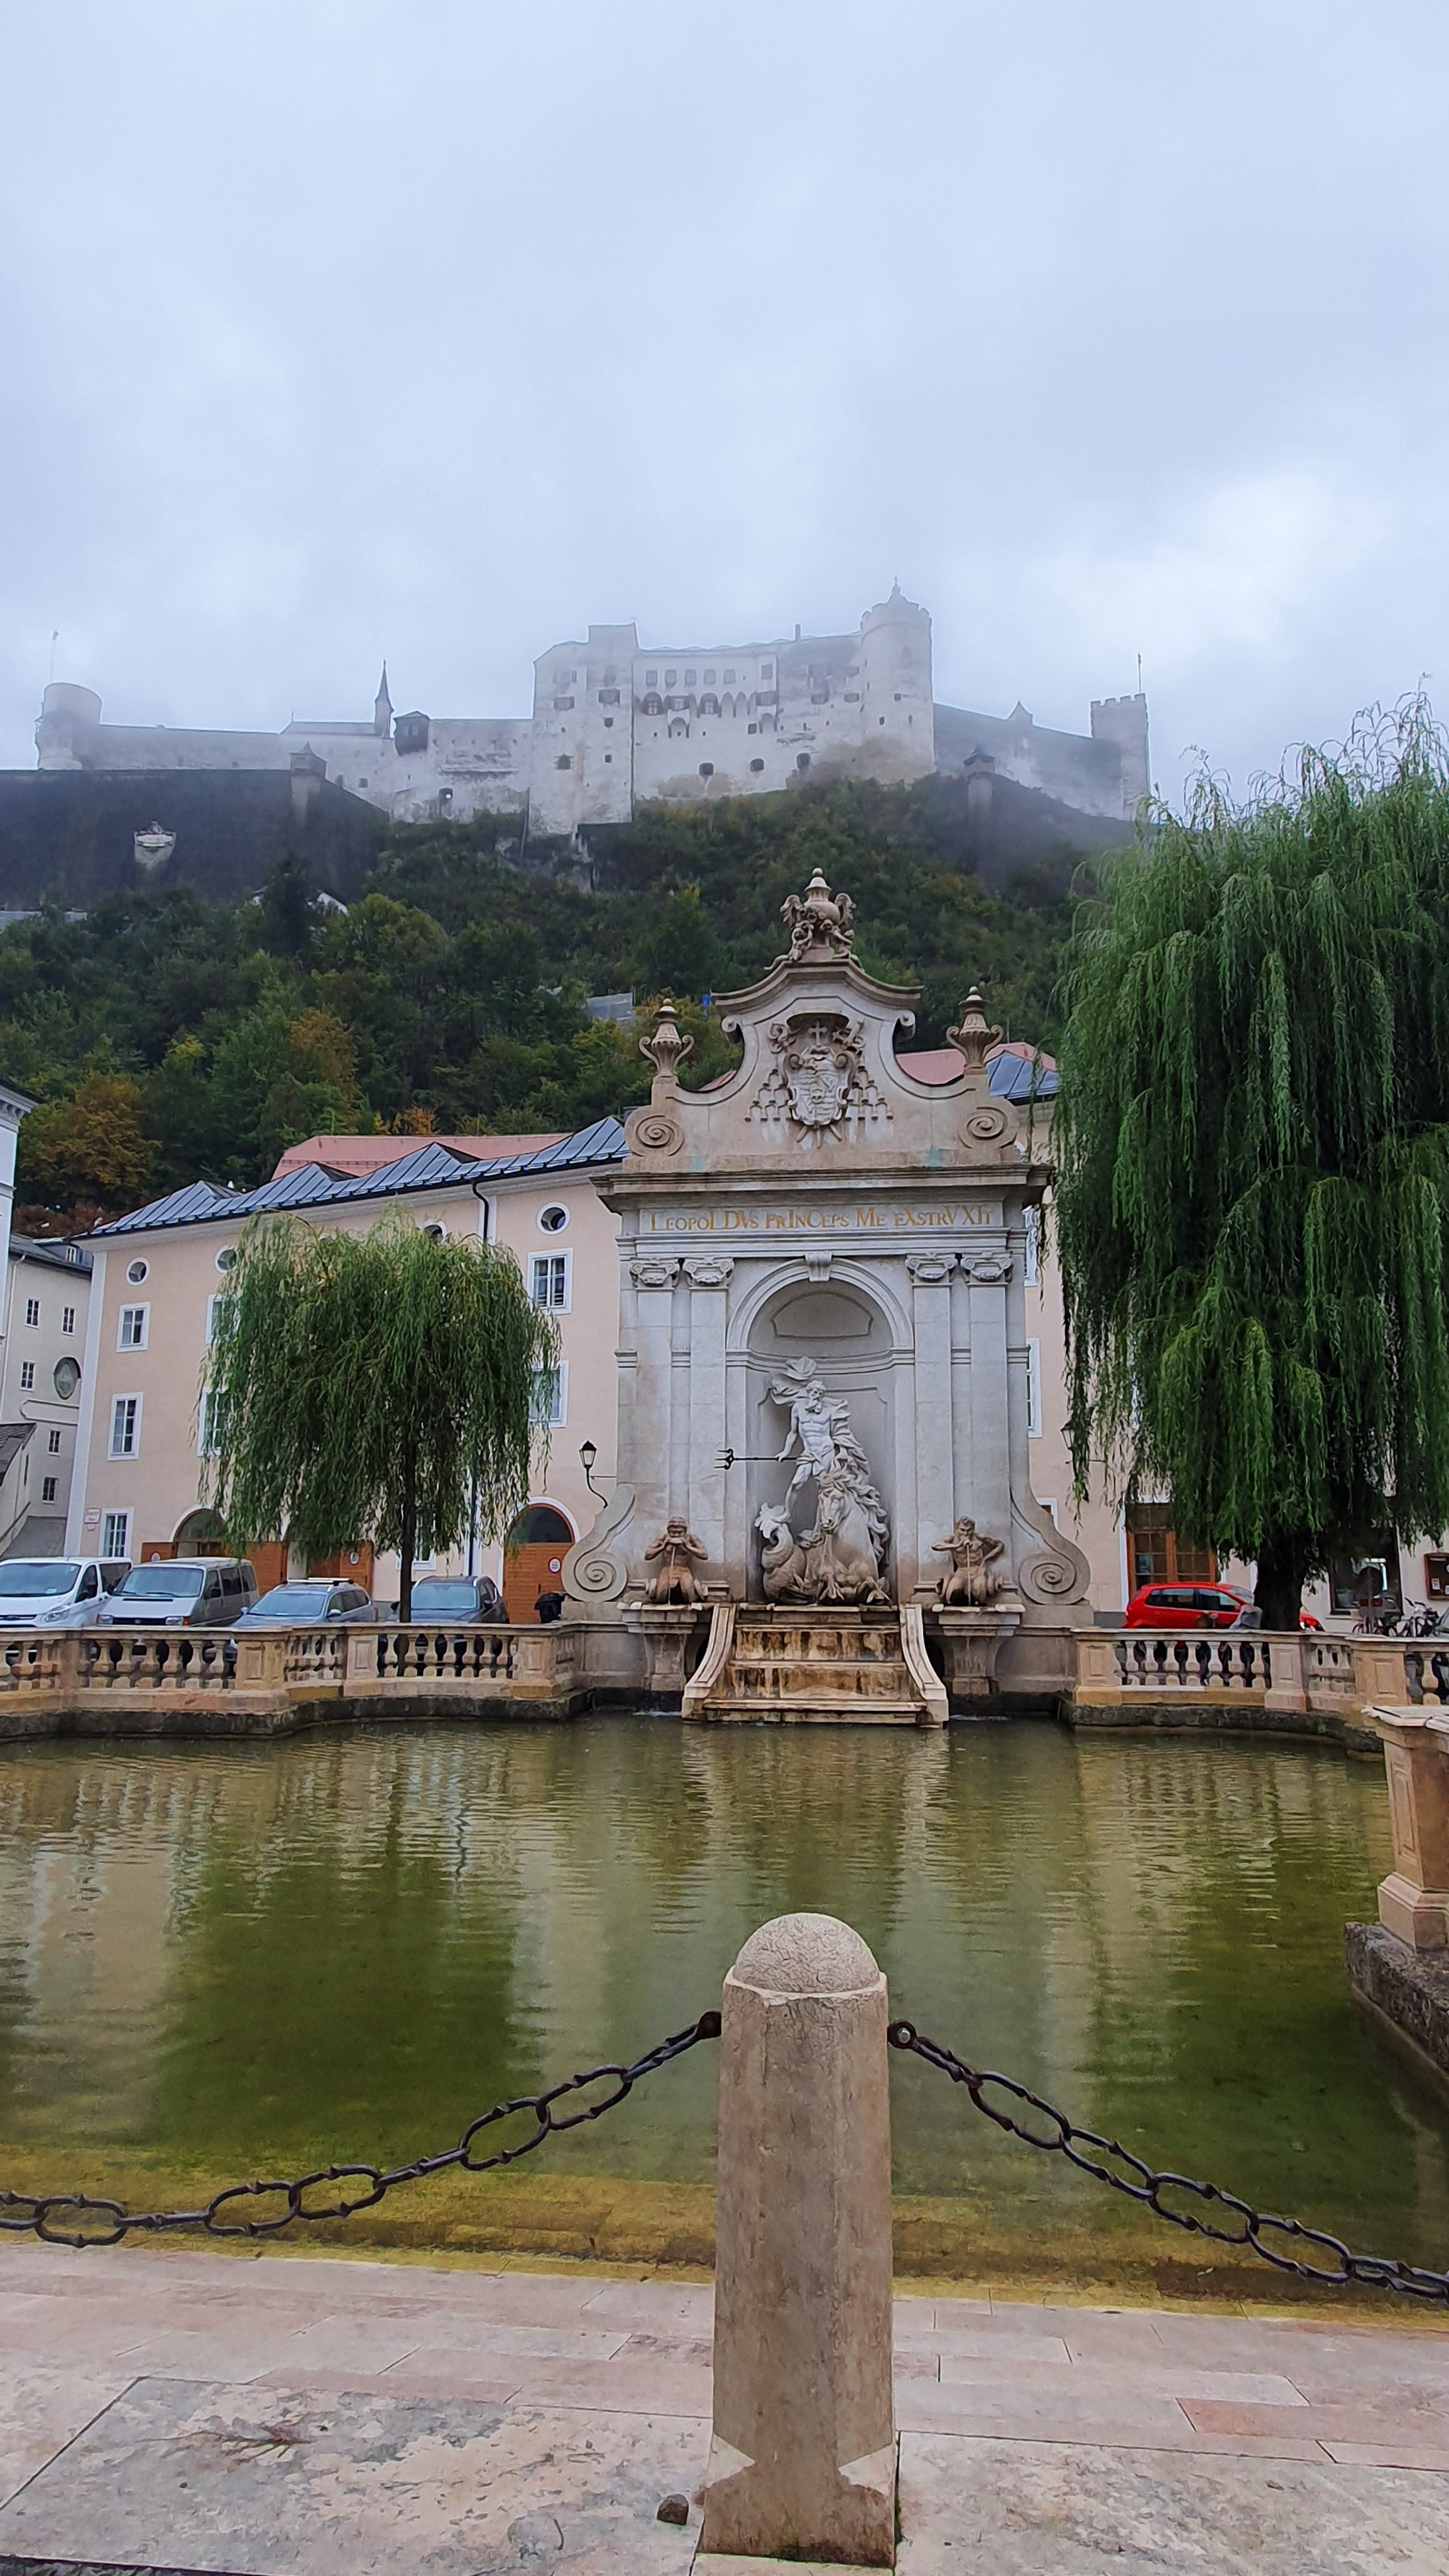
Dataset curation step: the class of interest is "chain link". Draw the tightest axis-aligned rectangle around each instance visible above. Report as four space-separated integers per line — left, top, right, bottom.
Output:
0 2011 721 2251
888 2019 1449 2303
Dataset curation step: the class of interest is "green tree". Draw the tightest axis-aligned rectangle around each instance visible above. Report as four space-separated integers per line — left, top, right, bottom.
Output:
1054 710 1449 1627
206 1210 559 1622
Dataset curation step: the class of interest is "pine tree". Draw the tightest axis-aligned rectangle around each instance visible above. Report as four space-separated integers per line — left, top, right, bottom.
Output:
1055 707 1449 1627
205 1211 559 1620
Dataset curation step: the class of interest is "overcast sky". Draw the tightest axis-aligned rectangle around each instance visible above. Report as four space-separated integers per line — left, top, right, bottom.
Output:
4 0 1446 806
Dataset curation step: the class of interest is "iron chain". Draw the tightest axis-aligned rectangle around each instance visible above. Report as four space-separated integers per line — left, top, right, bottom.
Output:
0 2010 721 2251
888 2018 1449 2304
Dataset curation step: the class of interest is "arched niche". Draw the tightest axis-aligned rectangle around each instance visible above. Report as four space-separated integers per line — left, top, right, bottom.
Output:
742 1277 896 1588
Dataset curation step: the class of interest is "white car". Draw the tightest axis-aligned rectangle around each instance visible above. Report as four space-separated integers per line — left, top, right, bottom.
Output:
0 1558 132 1629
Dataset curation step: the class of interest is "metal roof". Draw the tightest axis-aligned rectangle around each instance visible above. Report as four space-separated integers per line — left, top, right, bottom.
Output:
89 1118 630 1241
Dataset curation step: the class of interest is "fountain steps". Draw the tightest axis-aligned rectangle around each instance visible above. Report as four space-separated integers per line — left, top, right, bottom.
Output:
682 1602 948 1726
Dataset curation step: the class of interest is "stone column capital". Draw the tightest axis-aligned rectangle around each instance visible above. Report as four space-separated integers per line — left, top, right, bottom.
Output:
630 1256 681 1289
684 1255 735 1288
963 1251 1012 1284
905 1250 955 1284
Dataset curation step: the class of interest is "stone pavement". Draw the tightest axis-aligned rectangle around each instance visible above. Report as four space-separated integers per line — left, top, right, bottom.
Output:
1 2242 1448 2572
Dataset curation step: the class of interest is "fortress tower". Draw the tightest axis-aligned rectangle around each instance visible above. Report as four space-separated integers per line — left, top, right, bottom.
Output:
856 582 935 784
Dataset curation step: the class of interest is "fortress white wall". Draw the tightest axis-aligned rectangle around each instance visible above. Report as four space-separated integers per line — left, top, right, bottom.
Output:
34 590 1148 836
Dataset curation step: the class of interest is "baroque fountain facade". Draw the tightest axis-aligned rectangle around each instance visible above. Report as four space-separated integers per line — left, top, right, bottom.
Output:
562 870 1090 1719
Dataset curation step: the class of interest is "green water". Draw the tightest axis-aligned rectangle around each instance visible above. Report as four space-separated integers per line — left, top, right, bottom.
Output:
2 1717 1447 2274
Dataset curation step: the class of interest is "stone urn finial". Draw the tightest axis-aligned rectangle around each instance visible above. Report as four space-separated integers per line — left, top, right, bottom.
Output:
639 997 695 1097
946 985 1003 1072
775 868 857 965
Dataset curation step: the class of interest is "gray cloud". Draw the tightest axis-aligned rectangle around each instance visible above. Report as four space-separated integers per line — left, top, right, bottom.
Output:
4 0 1446 806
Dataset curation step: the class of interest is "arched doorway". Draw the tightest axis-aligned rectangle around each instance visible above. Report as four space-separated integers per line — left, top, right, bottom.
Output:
503 1503 576 1622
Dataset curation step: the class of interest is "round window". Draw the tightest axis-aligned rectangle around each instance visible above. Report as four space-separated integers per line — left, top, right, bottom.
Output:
215 1246 238 1274
538 1204 569 1234
53 1356 81 1401
421 1221 446 1241
126 1258 149 1285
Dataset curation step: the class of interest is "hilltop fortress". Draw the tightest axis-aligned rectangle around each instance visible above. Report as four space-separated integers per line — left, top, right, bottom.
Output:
36 586 1148 842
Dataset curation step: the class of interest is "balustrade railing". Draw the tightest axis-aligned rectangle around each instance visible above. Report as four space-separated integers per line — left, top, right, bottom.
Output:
78 1631 238 1692
354 1625 523 1684
1111 1629 1277 1693
0 1620 576 1709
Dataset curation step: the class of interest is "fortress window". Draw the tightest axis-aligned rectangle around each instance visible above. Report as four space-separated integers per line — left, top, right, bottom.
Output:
554 695 575 711
604 716 614 728
703 668 716 684
646 669 658 687
811 691 828 705
685 669 697 685
844 691 859 703
796 753 811 772
558 668 576 684
598 688 619 705
748 722 758 734
750 758 764 772
604 754 613 763
359 776 367 786
894 692 902 701
698 693 719 716
698 762 714 778
556 755 572 770
666 669 677 686
640 694 663 716
438 787 453 809
761 662 773 678
724 667 736 683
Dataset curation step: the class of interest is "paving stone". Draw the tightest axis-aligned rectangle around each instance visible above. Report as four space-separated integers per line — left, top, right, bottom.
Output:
0 2380 708 2576
895 2430 1449 2572
0 2372 141 2515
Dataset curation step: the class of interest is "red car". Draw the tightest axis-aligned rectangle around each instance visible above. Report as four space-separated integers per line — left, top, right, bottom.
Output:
1124 1582 1322 1631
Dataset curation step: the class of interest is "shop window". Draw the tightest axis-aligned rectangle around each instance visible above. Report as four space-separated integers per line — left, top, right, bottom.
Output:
1126 1504 1216 1588
1329 1537 1402 1617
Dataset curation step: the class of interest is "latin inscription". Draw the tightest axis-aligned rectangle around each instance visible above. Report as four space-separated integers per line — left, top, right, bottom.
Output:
643 1202 1001 1235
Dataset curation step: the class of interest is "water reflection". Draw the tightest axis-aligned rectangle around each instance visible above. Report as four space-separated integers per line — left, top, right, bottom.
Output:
1 1719 1446 2264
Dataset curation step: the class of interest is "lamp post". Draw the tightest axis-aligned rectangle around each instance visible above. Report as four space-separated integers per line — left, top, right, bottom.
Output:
580 1439 602 1499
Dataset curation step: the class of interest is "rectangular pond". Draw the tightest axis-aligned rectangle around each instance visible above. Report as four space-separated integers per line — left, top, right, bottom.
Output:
2 1717 1446 2296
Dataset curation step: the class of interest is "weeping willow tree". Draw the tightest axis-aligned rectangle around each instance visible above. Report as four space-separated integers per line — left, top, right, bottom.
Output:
1055 705 1449 1629
204 1210 559 1621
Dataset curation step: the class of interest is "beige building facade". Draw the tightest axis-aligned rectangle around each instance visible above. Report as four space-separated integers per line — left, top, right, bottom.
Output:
69 1129 623 1605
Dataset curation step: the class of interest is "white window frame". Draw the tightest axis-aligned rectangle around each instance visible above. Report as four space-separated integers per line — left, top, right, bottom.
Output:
19 1361 34 1391
197 1388 225 1458
101 1509 130 1559
47 1429 62 1454
117 1304 150 1352
24 1298 39 1327
1026 1339 1043 1438
532 1362 568 1428
62 1305 76 1335
206 1292 235 1343
530 1250 572 1313
41 1475 57 1503
109 1394 142 1459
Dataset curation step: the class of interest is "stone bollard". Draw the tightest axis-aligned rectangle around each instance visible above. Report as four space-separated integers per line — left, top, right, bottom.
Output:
699 1912 895 2569
1373 1708 1449 1949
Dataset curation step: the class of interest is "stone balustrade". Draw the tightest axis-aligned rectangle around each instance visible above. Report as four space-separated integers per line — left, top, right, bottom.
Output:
0 1622 588 1736
1074 1629 1449 1738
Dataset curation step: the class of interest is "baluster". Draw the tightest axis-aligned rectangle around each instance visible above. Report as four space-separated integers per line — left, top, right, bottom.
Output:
1151 1638 1169 1688
1194 1639 1211 1687
1430 1652 1449 1707
1172 1639 1189 1686
1405 1650 1426 1706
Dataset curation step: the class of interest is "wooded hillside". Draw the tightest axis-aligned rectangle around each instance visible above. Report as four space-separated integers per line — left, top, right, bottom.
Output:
7 778 1081 1228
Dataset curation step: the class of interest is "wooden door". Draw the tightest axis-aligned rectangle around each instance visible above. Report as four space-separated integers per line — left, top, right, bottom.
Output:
502 1506 575 1622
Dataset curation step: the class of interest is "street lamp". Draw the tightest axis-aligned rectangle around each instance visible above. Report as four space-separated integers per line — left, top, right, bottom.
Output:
580 1438 602 1497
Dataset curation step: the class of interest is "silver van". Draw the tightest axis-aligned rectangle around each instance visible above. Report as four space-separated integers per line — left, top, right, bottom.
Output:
98 1557 258 1629
0 1558 131 1629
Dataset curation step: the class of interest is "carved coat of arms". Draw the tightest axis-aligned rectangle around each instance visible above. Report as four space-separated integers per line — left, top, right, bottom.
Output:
774 1017 861 1130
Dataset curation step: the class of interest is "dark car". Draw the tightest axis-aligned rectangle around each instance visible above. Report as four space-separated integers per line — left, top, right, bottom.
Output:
409 1575 505 1623
1124 1581 1321 1632
234 1579 374 1630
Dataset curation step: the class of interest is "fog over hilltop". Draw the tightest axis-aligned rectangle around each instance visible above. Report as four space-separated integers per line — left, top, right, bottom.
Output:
3 0 1445 809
